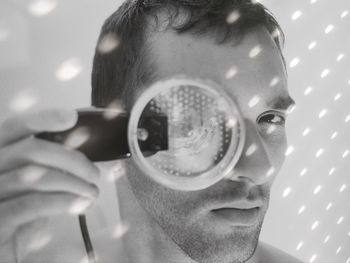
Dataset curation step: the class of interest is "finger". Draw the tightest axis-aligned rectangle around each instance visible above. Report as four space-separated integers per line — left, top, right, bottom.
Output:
0 165 99 201
0 109 78 148
0 192 93 240
0 138 100 184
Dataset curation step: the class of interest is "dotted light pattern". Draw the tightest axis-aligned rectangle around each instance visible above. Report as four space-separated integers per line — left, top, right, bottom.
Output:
0 0 349 262
258 0 350 262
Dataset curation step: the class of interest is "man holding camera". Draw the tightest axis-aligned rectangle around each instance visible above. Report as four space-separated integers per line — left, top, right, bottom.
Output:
0 1 303 262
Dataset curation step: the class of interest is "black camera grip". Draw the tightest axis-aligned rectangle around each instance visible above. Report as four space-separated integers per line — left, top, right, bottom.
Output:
35 110 168 162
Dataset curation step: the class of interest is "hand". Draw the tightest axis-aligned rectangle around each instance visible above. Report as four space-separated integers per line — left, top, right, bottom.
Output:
0 109 100 262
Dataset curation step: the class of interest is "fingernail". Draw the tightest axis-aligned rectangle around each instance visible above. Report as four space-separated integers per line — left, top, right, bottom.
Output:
68 198 93 215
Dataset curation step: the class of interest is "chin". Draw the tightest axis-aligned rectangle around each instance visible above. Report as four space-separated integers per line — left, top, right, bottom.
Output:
165 214 263 263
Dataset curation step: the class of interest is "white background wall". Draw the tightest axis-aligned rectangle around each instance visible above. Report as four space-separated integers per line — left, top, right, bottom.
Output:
0 0 349 262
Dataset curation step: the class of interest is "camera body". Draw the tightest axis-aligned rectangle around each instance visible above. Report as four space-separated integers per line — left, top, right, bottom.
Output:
36 109 169 162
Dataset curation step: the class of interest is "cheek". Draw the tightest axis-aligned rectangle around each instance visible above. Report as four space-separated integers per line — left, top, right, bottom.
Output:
259 127 288 171
124 159 197 219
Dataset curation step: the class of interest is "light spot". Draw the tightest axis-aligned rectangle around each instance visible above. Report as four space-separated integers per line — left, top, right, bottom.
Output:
325 24 334 34
56 58 82 81
336 246 341 254
298 205 306 214
309 254 317 263
28 233 53 251
106 162 125 182
103 108 125 120
326 202 332 211
287 105 297 115
68 198 92 214
103 101 125 120
248 95 260 108
300 168 308 177
19 166 46 184
289 57 300 68
285 146 295 157
334 93 342 101
311 221 319 230
331 132 338 140
97 33 120 54
308 41 317 50
339 184 347 193
267 125 277 134
282 187 292 198
246 144 257 156
341 10 349 18
315 149 324 158
336 54 344 61
310 0 318 4
80 255 99 263
345 115 350 123
10 91 38 112
329 168 335 175
320 69 330 78
318 109 328 119
270 77 280 87
303 128 311 137
296 241 304 251
225 66 238 79
28 0 57 16
137 128 149 141
112 222 129 239
266 167 275 177
226 10 240 24
249 45 262 58
324 235 330 243
272 28 281 39
226 117 238 128
313 185 322 195
342 150 349 158
337 216 344 224
304 86 313 96
64 127 90 149
292 10 302 20
80 257 89 263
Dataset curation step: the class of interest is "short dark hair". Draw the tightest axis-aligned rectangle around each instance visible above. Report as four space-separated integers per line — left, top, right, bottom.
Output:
91 0 285 109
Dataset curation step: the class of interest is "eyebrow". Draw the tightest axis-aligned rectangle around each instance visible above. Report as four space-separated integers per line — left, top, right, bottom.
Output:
266 95 296 111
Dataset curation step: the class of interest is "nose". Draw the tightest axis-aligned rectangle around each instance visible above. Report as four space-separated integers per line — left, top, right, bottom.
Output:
225 118 275 185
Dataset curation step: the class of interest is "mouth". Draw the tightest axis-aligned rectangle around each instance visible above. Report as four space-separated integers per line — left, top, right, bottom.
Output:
210 200 263 226
211 207 261 226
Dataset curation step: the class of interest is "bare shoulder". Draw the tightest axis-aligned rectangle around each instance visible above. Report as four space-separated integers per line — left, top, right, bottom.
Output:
258 241 305 263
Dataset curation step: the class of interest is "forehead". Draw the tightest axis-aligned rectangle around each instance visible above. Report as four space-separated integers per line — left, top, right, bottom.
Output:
147 26 292 114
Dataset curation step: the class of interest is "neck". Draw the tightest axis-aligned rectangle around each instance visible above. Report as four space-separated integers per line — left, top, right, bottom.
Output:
116 176 261 263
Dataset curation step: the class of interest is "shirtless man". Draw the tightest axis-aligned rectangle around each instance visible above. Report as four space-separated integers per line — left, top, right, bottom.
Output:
0 0 304 262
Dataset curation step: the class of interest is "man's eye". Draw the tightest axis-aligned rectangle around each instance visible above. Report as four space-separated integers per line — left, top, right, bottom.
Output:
257 112 286 126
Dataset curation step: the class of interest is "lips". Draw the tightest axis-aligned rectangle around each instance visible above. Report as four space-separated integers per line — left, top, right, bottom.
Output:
210 199 263 226
211 207 260 226
212 199 263 210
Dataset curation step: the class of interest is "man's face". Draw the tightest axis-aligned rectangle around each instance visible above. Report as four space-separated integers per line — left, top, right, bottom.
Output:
125 26 294 263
